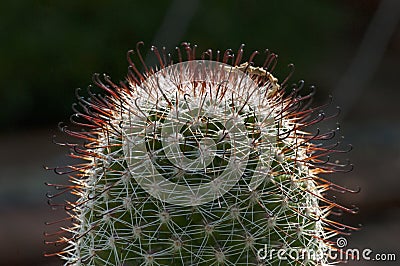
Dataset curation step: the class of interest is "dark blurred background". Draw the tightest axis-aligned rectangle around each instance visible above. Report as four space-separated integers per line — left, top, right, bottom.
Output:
0 0 399 265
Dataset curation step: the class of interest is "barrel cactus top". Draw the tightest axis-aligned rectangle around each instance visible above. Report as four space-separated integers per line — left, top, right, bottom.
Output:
45 42 358 265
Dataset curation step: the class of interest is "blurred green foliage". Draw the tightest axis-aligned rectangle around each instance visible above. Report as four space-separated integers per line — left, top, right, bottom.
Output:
0 0 347 130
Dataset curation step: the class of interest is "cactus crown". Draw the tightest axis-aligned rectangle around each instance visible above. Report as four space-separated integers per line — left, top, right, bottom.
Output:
45 42 357 265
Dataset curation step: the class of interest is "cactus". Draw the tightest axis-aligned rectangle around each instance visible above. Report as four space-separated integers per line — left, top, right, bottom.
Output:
45 42 357 265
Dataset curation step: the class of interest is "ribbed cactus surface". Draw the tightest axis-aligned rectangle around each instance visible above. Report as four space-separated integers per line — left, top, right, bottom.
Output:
45 43 357 266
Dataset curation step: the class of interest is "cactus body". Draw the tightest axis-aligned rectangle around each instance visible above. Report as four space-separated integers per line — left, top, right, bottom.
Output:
46 43 356 265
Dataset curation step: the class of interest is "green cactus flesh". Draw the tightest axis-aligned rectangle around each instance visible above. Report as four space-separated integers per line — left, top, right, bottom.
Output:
46 44 356 265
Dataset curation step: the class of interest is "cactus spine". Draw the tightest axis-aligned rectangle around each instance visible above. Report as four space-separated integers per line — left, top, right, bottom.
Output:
46 43 357 265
